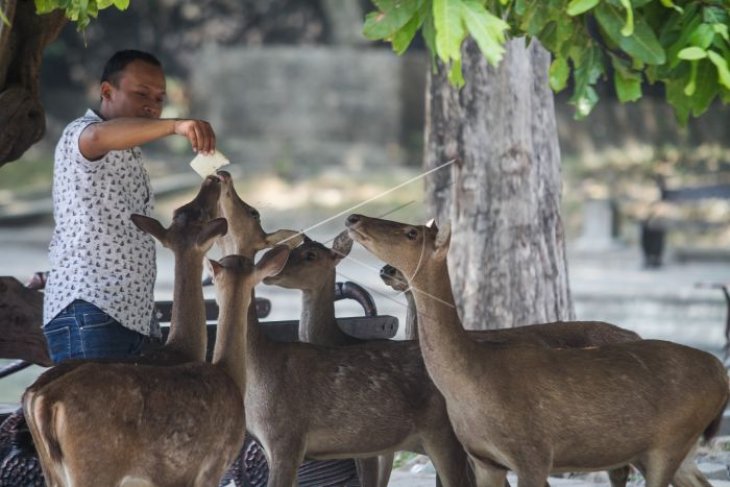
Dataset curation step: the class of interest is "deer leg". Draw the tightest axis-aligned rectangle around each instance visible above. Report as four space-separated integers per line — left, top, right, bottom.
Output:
355 456 383 487
266 443 304 487
421 436 473 487
670 445 712 487
377 452 394 487
641 449 688 487
608 466 631 487
469 460 508 487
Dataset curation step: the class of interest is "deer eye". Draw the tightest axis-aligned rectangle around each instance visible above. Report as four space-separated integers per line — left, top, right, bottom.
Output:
305 251 317 261
406 228 418 240
249 208 260 221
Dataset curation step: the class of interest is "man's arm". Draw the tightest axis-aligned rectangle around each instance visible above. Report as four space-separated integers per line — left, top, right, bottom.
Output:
79 118 216 160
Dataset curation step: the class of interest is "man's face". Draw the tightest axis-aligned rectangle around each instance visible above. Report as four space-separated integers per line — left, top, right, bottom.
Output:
100 60 166 119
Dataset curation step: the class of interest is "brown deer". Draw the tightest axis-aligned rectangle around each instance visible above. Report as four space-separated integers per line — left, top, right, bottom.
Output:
26 175 228 394
346 213 729 487
263 231 395 487
214 170 303 259
380 264 418 340
22 245 290 487
216 177 648 487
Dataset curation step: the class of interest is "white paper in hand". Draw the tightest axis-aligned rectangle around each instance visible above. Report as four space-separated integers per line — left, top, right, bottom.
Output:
190 150 230 178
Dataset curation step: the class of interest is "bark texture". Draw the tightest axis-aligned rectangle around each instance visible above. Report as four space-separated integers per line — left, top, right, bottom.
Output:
0 0 66 167
424 38 573 330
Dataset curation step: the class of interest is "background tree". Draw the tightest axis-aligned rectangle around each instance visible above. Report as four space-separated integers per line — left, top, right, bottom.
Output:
364 0 730 328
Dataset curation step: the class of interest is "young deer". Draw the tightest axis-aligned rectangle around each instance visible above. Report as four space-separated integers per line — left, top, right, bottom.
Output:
26 175 228 394
346 213 729 487
263 232 395 487
217 178 641 487
380 264 418 340
22 245 290 487
214 170 303 259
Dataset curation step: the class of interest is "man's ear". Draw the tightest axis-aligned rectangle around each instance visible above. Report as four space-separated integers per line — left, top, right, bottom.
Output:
100 81 114 101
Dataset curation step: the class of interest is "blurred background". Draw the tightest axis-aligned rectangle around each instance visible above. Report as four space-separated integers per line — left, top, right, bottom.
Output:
2 0 730 404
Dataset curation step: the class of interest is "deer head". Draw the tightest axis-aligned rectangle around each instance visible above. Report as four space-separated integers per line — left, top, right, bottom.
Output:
215 170 302 258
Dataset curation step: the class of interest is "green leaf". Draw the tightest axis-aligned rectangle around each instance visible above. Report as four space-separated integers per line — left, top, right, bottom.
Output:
611 56 642 102
0 7 10 26
571 85 598 119
666 78 691 125
421 7 438 67
688 23 715 50
678 46 707 60
613 69 642 102
549 56 570 91
447 59 465 87
113 0 129 9
392 9 423 54
713 24 729 43
363 0 421 40
460 0 509 65
433 0 465 62
618 0 634 37
707 50 730 89
684 60 698 95
34 0 57 14
566 0 599 17
595 3 666 64
703 6 728 26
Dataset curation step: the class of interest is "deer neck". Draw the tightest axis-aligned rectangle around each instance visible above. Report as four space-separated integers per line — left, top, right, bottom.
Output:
403 290 418 340
166 249 206 362
299 271 347 345
410 259 475 388
213 283 251 393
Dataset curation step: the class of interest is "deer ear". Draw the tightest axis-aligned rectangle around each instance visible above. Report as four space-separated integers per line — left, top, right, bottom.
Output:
302 234 313 244
425 218 438 230
265 229 303 249
131 214 166 242
197 218 228 247
207 258 224 279
331 230 352 264
433 222 451 258
255 245 290 282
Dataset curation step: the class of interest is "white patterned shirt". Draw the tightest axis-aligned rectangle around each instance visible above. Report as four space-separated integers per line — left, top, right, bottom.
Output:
44 109 160 337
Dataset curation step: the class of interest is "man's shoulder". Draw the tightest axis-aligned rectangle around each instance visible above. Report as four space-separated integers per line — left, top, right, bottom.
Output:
63 110 102 132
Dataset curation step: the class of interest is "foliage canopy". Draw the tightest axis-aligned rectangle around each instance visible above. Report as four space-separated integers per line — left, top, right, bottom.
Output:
33 0 129 30
363 0 730 123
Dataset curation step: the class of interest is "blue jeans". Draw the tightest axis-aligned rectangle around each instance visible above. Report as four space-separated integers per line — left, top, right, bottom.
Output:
43 300 146 364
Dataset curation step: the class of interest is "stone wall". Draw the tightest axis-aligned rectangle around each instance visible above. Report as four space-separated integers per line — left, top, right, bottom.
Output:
188 45 426 176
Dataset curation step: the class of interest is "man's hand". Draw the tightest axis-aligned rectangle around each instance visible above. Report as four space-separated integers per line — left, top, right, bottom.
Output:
173 119 216 154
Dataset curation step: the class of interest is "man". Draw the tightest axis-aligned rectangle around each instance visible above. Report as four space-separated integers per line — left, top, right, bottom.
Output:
43 49 216 363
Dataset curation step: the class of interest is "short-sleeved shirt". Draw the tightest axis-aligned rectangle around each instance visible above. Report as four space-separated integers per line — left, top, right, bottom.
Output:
43 109 160 337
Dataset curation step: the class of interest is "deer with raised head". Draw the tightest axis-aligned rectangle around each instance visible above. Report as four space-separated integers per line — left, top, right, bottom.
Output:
346 213 729 487
263 231 395 487
216 177 648 487
26 175 228 394
214 171 302 259
22 244 290 487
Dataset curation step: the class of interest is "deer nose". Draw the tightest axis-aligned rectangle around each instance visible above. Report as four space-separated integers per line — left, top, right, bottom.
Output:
346 214 360 226
217 170 231 181
380 265 396 278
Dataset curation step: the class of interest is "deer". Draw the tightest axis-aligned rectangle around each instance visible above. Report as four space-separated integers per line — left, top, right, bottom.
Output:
346 213 730 487
25 175 228 395
262 231 395 487
214 171 303 259
380 264 418 340
22 244 290 487
216 176 650 487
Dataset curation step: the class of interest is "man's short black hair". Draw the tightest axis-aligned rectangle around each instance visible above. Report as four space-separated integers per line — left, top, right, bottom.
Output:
100 50 162 86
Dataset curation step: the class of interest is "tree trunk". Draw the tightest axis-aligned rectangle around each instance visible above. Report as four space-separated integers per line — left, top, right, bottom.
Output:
424 38 573 330
0 0 66 167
